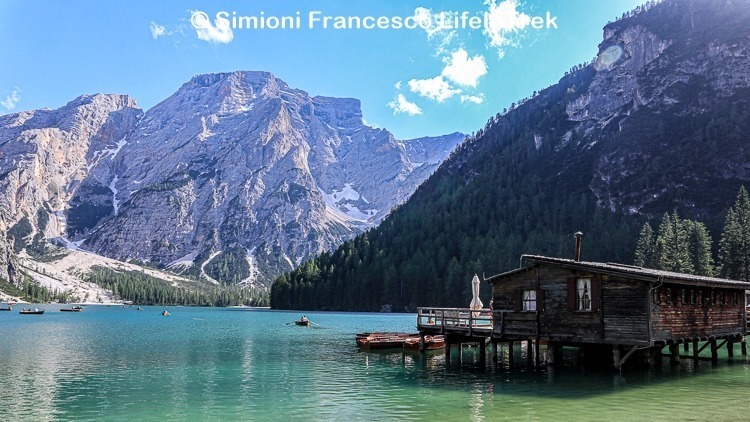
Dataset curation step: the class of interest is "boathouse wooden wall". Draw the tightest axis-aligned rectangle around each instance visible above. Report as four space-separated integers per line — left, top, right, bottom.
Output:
491 264 749 347
650 283 745 340
492 266 651 345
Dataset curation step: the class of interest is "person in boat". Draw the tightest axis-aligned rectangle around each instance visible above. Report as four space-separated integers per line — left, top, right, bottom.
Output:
301 316 308 323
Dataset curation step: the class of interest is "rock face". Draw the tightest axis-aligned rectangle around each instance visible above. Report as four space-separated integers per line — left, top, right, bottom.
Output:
558 0 750 215
0 72 463 286
0 94 141 283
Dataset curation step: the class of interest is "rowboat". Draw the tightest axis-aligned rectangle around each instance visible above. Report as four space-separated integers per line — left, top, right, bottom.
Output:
356 332 420 350
403 335 445 352
61 306 84 312
19 308 44 315
0 307 11 311
294 320 310 326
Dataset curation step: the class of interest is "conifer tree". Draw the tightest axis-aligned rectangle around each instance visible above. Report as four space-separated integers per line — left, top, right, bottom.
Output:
684 220 713 276
656 211 692 273
634 222 657 268
719 186 750 281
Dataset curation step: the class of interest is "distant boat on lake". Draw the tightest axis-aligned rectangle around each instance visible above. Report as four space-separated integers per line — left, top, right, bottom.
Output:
19 308 44 315
61 306 84 312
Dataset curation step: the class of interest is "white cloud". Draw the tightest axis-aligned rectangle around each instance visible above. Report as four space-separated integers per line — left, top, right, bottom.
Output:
150 21 167 39
388 94 422 116
461 94 485 104
1 88 21 111
413 7 457 56
190 11 234 44
483 0 531 57
408 76 461 103
442 49 488 88
394 81 402 90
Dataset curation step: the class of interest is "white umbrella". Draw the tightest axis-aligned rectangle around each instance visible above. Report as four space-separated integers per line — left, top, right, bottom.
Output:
469 274 483 318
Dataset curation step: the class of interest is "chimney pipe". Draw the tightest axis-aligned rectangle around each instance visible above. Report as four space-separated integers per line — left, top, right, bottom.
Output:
574 232 583 262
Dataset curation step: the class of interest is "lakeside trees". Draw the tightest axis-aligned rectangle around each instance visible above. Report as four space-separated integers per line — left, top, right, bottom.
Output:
634 187 749 279
718 187 750 281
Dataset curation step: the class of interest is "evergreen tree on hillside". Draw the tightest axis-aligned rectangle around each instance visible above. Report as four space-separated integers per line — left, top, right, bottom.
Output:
656 211 692 273
634 223 657 268
719 186 750 281
637 212 713 276
684 220 713 276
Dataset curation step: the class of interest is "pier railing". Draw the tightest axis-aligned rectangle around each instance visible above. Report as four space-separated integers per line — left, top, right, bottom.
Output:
417 307 494 337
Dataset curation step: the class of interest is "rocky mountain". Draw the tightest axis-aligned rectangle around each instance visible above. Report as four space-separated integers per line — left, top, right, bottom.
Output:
0 72 463 287
0 94 141 284
271 0 750 311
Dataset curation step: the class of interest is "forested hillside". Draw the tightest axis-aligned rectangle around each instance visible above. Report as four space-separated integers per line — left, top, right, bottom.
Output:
271 0 750 312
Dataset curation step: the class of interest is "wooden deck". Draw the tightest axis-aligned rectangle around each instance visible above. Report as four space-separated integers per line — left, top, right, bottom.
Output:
417 307 493 337
418 306 749 369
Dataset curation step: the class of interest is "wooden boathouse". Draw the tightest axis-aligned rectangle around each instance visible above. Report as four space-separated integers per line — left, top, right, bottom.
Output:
417 253 750 369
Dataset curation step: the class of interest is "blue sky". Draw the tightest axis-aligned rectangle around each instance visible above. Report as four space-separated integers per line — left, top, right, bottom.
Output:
0 0 643 139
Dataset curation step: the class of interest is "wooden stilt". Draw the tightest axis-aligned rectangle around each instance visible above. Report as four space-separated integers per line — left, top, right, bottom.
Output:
507 341 514 366
527 340 533 367
534 339 540 367
612 345 621 370
479 338 486 363
710 338 718 362
683 342 689 352
445 337 451 361
419 333 426 353
727 340 734 357
492 341 498 362
669 344 679 365
741 339 747 356
548 343 557 366
693 339 700 364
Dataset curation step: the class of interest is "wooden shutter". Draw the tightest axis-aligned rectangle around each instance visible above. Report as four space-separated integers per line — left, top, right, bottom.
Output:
536 289 545 312
567 277 576 311
591 275 601 312
513 289 523 312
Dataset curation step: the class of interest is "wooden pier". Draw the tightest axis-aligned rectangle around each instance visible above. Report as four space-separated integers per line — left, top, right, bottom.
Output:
416 254 750 370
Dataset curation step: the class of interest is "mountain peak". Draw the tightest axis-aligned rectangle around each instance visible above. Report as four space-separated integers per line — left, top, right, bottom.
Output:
65 93 139 111
312 96 363 129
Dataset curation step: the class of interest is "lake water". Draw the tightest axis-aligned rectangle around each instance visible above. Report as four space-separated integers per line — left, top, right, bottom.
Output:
2 306 750 421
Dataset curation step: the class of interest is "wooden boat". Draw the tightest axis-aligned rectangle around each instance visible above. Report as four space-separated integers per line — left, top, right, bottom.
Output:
356 332 420 350
0 306 12 311
19 308 44 315
61 306 84 312
162 310 170 316
294 320 310 326
403 335 445 352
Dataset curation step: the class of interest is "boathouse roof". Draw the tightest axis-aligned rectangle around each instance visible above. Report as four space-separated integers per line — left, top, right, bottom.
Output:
485 255 750 289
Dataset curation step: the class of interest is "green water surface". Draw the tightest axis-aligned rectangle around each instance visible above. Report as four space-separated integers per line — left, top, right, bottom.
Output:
1 305 750 421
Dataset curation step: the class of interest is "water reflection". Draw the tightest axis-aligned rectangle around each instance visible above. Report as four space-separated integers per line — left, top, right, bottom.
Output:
2 308 750 420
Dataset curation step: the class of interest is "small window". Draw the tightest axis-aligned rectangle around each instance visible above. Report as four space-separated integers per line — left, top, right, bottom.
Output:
734 292 739 306
522 290 537 311
711 290 716 306
681 289 687 305
721 291 726 306
577 278 592 311
666 288 672 305
690 290 695 305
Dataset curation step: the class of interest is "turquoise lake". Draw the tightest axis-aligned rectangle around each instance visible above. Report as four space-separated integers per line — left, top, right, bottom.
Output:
2 306 750 421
